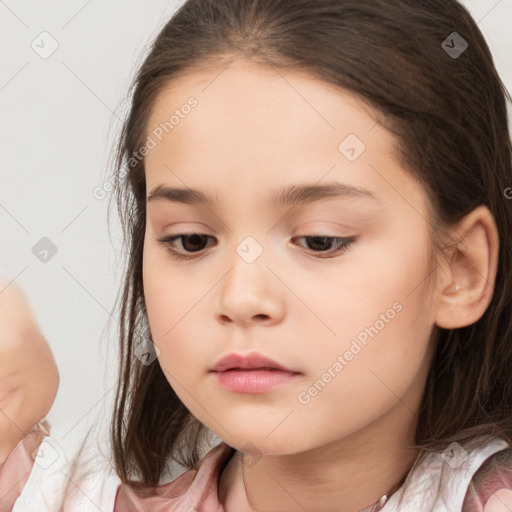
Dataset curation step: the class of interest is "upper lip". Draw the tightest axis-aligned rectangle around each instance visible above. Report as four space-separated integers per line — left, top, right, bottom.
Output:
209 352 300 373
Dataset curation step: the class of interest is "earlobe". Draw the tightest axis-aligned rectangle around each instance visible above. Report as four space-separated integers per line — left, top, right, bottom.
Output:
434 205 499 330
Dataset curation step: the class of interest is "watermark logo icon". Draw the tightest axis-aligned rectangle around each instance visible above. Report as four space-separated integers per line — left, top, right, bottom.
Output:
241 442 263 468
338 134 366 162
31 31 59 59
134 337 160 365
441 442 468 469
32 237 58 263
236 236 263 264
31 440 59 469
442 32 468 59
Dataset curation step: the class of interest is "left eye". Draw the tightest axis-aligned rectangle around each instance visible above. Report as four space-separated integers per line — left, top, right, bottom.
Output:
292 235 356 257
157 234 356 260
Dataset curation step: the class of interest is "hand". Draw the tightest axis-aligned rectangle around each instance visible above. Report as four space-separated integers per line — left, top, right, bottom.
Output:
0 275 59 464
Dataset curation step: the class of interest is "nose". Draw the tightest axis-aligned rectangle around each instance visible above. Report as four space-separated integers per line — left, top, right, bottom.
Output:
214 245 285 327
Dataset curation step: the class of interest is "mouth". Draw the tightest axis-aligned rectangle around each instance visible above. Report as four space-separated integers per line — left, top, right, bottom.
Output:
209 351 300 373
212 367 291 372
211 368 301 393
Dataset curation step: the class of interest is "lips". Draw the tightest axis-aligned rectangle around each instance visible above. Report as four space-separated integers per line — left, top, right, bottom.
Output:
209 352 299 373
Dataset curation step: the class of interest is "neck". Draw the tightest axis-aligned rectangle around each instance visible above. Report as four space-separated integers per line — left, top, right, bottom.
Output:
219 402 419 512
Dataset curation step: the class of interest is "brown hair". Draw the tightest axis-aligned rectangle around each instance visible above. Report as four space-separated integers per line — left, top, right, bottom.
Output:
107 0 512 503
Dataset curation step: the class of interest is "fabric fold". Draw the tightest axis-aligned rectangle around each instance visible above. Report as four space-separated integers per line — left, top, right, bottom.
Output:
114 442 236 512
0 419 51 512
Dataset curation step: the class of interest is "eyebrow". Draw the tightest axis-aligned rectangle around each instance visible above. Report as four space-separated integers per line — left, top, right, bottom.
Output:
146 181 381 207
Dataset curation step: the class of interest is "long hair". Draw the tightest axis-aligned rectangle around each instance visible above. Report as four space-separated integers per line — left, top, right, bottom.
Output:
107 0 512 500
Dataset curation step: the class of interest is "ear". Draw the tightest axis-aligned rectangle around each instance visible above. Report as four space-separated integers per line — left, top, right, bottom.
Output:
434 205 499 329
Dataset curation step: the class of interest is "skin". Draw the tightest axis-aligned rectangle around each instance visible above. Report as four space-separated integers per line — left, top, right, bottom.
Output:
0 276 59 464
142 59 499 512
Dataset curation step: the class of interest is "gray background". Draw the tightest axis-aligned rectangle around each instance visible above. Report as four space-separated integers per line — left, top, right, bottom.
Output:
1 0 511 449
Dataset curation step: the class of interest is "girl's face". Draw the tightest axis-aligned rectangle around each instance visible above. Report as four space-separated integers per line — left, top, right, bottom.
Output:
142 59 439 455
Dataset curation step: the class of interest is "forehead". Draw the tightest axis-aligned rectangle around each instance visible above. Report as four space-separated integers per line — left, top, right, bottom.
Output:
143 59 426 213
146 58 380 139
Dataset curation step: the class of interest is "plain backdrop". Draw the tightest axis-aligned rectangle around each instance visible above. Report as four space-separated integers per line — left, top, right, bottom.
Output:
1 0 511 457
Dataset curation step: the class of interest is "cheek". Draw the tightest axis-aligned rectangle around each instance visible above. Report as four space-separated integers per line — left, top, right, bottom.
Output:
305 228 434 389
142 245 210 380
306 225 432 347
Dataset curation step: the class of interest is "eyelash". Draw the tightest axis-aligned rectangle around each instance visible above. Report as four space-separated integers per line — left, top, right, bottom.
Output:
156 233 356 260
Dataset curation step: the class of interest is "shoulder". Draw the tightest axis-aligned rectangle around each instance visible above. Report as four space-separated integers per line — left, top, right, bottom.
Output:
462 445 512 512
114 441 236 511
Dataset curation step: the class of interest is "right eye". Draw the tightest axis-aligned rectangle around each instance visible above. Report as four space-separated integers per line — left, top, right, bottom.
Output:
157 234 216 260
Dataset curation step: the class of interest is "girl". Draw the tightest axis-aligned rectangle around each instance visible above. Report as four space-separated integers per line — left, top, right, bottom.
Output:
3 0 512 511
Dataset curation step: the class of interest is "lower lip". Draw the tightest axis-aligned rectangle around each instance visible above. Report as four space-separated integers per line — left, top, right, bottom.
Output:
211 369 301 393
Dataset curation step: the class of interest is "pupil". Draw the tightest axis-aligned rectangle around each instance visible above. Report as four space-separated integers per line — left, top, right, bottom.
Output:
183 234 207 252
308 236 331 251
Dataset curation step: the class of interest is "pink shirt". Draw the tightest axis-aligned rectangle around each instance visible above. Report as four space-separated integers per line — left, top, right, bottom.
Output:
3 421 512 511
0 419 50 512
112 438 512 512
114 441 236 511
